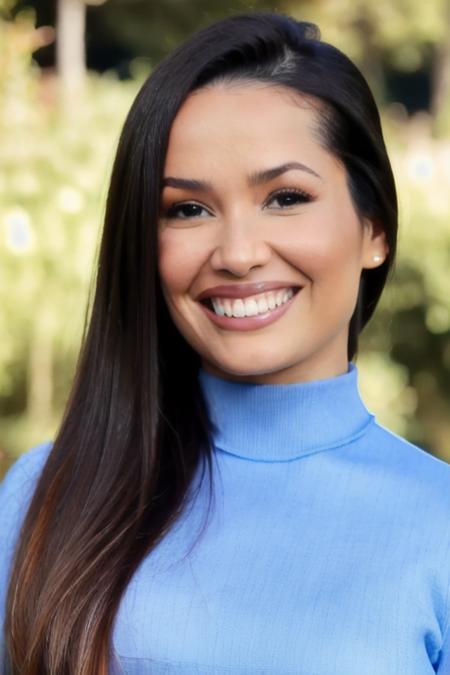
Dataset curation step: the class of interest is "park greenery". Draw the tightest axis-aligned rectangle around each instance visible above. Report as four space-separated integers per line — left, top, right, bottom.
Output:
0 3 449 479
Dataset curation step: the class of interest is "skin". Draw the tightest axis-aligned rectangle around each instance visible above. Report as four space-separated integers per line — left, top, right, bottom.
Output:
157 82 389 384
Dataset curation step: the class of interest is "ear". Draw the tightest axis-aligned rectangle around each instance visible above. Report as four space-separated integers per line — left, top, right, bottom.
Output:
361 217 389 269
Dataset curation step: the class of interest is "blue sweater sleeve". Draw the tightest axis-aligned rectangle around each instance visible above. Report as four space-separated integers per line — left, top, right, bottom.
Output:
436 604 450 673
0 442 53 666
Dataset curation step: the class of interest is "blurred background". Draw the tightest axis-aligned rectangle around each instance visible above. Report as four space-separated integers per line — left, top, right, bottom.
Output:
0 0 449 478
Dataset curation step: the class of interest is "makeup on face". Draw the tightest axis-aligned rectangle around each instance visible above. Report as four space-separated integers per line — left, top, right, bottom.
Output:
157 83 387 383
196 282 302 331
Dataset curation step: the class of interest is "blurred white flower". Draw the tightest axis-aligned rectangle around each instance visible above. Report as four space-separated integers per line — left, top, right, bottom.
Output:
406 151 434 183
57 186 84 213
3 207 35 253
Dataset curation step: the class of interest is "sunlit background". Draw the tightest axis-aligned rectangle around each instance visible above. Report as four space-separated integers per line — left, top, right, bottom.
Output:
1 0 449 478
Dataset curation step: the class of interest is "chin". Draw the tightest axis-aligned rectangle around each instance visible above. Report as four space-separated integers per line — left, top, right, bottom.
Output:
205 353 297 380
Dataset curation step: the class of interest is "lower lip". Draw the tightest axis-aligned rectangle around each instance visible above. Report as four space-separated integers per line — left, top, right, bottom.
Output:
198 290 301 331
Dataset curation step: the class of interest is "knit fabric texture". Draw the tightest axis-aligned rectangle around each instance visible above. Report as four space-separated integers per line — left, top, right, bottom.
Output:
1 361 450 674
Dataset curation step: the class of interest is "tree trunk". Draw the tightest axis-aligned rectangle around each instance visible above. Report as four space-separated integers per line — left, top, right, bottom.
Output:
56 0 86 103
430 2 450 136
27 309 54 425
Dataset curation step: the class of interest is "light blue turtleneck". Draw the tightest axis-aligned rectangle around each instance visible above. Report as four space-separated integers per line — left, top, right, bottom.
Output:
1 361 450 674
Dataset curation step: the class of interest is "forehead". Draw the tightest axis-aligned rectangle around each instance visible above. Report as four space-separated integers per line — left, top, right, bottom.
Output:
163 82 340 179
168 82 318 141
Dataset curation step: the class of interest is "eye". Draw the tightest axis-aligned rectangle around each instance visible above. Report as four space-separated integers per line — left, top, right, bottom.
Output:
164 202 210 220
265 188 314 209
162 187 314 221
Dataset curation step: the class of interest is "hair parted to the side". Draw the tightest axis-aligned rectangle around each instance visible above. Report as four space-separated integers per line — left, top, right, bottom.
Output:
4 11 398 674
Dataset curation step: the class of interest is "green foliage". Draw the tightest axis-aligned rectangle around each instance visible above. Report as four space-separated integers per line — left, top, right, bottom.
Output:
1 6 449 480
287 0 448 69
0 11 144 474
93 0 281 63
286 0 450 133
357 111 450 457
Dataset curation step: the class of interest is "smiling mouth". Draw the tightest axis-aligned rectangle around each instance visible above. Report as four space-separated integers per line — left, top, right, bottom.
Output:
200 287 301 318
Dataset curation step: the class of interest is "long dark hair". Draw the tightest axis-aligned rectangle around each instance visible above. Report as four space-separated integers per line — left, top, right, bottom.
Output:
4 11 398 674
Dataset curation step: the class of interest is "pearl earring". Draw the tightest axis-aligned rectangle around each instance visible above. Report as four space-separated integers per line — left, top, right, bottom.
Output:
373 255 383 262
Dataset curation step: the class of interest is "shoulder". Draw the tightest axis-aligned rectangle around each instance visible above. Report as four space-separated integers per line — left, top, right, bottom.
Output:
0 441 54 638
366 420 450 510
0 441 53 537
369 420 450 474
1 441 53 499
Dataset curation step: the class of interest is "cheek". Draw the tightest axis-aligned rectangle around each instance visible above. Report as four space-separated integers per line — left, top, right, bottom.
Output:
157 229 203 298
280 206 362 280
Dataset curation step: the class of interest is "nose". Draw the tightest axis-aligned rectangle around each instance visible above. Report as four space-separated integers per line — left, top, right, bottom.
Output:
209 219 272 277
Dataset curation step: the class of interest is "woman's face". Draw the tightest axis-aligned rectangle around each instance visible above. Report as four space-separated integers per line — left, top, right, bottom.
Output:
157 82 388 384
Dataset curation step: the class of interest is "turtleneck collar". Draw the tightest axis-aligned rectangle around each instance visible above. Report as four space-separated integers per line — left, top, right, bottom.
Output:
198 361 375 463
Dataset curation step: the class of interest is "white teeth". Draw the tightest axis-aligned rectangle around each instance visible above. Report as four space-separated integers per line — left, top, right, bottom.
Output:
223 299 233 317
209 287 297 318
233 299 245 318
244 298 259 316
257 296 268 313
211 299 226 316
267 292 276 310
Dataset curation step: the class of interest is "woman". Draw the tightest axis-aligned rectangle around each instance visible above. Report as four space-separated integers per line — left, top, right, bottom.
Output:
1 10 450 675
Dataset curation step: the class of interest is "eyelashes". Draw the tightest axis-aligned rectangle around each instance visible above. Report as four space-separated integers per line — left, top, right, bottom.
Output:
163 187 315 221
266 188 314 210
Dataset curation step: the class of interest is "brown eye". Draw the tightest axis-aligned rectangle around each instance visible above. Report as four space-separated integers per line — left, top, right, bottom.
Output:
166 202 210 219
166 202 209 219
266 188 313 209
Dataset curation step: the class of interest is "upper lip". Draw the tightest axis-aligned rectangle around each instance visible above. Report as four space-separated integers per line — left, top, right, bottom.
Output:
196 281 302 301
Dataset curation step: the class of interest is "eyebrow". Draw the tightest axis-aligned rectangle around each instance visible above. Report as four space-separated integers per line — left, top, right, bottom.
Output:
162 161 322 191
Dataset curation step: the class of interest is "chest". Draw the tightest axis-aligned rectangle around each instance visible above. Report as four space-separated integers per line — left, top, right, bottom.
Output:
111 478 444 674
